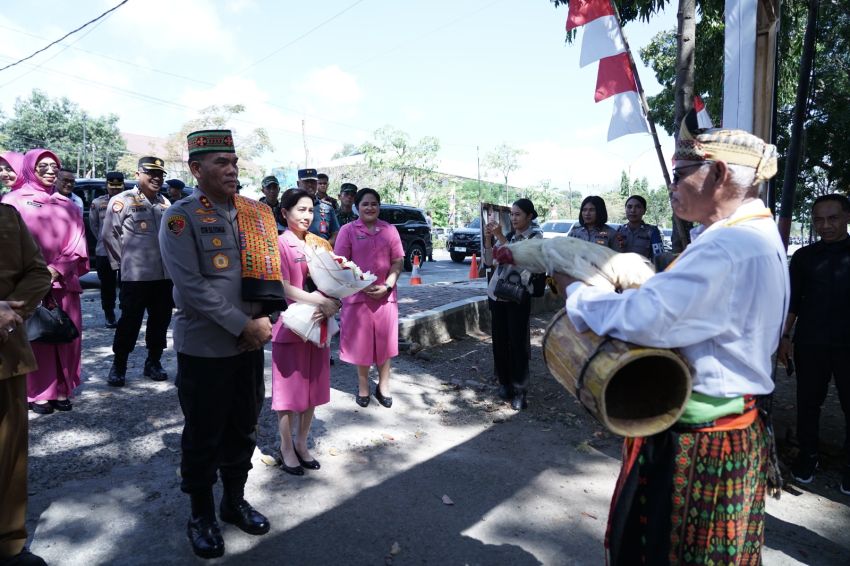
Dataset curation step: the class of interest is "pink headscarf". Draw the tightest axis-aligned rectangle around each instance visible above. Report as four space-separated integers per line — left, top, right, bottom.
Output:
21 148 61 193
1 151 25 190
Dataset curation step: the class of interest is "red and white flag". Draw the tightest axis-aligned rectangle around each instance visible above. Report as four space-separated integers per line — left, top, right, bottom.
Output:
694 95 713 128
567 0 650 141
567 0 626 67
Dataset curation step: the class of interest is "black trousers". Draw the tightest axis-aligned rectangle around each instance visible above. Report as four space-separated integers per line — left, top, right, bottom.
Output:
794 343 850 463
488 297 532 393
112 280 173 356
176 350 265 494
95 255 119 312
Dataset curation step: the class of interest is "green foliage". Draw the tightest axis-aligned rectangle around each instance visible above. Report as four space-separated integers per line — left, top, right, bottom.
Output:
362 125 441 206
483 143 526 206
0 89 127 177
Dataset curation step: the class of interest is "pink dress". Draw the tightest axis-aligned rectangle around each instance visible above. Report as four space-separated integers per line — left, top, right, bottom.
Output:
333 218 404 366
2 149 88 401
270 230 330 412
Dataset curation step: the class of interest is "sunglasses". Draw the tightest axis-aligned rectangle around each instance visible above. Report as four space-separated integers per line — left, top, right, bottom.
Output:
36 163 60 172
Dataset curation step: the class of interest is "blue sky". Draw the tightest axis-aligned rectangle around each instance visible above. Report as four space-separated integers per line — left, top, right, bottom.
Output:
0 0 677 194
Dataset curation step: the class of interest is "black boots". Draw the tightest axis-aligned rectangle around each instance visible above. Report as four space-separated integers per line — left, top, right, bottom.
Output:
144 360 168 381
187 491 224 559
104 309 117 328
219 479 270 535
106 355 127 387
511 391 528 411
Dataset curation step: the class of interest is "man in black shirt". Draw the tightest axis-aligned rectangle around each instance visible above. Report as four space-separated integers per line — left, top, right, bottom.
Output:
259 176 285 233
778 193 850 494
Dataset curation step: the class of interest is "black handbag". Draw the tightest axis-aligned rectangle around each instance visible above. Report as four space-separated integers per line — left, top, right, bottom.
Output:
26 292 80 344
493 271 529 304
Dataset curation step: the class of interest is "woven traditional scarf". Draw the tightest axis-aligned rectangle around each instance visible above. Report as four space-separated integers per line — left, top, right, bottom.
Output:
233 194 287 313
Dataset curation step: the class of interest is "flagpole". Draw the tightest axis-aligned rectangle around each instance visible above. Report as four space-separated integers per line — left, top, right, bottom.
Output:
607 0 692 248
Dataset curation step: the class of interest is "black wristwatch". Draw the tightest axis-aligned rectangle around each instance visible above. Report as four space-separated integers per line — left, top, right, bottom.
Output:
385 284 393 292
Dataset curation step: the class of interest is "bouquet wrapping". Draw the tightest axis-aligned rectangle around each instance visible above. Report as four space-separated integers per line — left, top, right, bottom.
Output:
281 246 376 346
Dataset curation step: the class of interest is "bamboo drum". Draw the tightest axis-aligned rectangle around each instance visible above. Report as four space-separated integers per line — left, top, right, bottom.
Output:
542 310 692 437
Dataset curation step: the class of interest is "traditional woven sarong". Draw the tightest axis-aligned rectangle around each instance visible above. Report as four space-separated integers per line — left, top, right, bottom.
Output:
606 399 768 566
232 194 286 313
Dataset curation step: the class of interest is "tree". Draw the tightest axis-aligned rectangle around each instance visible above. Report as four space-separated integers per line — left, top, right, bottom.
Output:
163 104 273 185
484 143 526 206
0 89 127 178
362 126 441 206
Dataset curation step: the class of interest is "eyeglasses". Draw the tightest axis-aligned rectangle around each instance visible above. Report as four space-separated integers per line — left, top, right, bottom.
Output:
671 163 708 185
36 163 60 172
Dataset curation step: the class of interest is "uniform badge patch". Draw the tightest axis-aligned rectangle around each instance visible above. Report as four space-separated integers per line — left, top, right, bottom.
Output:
195 208 216 215
139 221 148 231
200 217 218 224
112 201 124 213
168 215 186 236
212 253 229 270
211 237 222 247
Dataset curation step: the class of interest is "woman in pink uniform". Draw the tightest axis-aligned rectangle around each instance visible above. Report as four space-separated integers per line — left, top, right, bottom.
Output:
334 188 404 409
2 149 88 414
271 188 340 475
0 151 25 195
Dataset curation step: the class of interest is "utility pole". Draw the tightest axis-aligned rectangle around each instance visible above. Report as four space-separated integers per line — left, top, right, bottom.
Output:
81 117 87 178
476 145 481 204
301 119 310 167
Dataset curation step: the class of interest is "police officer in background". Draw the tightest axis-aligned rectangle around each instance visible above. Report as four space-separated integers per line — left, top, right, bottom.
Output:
160 130 283 559
615 195 664 261
89 172 126 328
298 168 340 245
101 157 173 386
165 178 190 202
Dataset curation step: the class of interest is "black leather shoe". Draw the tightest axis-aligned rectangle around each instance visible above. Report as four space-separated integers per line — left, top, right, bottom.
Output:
374 385 393 408
107 360 126 387
104 310 118 328
144 358 168 381
48 399 72 411
187 515 225 559
511 392 528 411
0 548 48 565
220 498 270 535
355 392 370 407
497 385 513 401
28 402 53 415
294 448 320 470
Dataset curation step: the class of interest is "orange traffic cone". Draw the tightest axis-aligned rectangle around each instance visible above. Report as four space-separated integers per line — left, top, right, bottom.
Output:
410 255 422 285
468 253 480 279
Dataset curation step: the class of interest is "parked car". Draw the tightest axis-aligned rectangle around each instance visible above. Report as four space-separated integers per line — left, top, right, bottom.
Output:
447 217 482 263
74 178 137 260
378 204 433 271
540 219 577 239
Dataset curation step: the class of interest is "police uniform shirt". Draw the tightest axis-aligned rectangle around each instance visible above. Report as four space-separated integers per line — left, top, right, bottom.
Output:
88 194 111 257
568 224 619 251
308 198 340 240
616 222 663 259
101 188 170 280
158 191 263 358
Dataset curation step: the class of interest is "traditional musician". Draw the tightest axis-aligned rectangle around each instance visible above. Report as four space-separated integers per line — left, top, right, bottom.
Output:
159 130 285 559
555 114 788 565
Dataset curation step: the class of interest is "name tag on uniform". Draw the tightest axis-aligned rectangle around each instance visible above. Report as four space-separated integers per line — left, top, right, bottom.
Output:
200 226 226 234
356 235 367 240
25 201 42 208
294 257 306 263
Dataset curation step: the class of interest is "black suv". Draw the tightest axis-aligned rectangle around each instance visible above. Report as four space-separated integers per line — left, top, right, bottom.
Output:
447 217 481 262
378 204 433 271
74 178 136 259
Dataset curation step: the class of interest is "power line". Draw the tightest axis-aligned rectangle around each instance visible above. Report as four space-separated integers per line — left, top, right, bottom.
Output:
0 0 131 73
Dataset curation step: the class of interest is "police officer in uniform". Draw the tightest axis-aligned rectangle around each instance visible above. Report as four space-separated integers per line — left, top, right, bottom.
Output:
160 130 283 559
298 168 340 245
615 195 664 261
316 172 338 210
258 175 285 233
89 172 126 328
101 157 173 386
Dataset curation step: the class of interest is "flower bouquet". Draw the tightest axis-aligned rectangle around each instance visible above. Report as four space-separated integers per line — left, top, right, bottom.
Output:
281 247 376 347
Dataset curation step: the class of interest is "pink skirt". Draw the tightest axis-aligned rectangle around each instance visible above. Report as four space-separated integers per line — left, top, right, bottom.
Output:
28 289 82 402
339 299 398 367
271 341 330 412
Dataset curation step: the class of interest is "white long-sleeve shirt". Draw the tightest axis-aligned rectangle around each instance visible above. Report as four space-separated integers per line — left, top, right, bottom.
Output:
566 200 790 398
